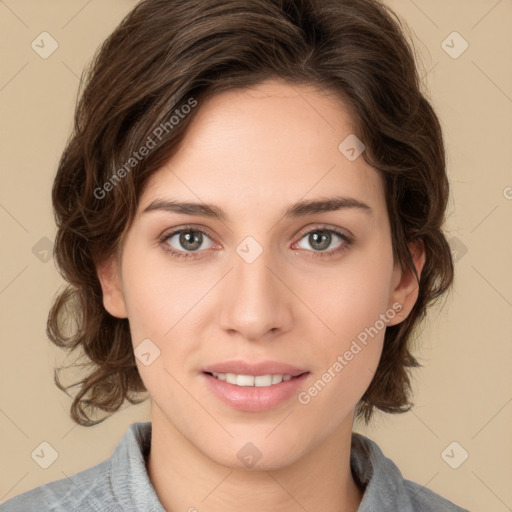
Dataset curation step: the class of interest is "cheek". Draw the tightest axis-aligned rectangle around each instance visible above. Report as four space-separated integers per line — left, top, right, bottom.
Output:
300 244 393 344
120 248 205 340
296 298 386 425
295 245 392 403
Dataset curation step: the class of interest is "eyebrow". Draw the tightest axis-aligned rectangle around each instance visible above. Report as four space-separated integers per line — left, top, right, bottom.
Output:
142 195 372 220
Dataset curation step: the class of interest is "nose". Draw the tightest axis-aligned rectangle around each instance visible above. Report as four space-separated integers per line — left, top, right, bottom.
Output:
217 246 294 342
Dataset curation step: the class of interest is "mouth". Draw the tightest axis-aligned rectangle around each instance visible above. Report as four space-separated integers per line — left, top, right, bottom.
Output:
201 363 310 412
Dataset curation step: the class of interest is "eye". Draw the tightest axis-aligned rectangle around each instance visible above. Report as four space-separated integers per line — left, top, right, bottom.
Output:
159 225 353 261
293 227 353 258
160 226 215 260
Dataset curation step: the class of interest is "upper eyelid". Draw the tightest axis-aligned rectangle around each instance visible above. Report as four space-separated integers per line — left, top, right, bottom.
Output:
161 224 218 243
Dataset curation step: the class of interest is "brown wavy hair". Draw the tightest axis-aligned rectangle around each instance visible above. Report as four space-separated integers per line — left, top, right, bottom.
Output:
47 0 454 426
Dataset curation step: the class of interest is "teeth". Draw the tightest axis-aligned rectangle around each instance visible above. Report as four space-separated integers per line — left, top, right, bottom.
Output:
211 372 294 387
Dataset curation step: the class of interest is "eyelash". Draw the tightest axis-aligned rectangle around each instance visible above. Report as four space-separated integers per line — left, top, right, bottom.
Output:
158 224 354 261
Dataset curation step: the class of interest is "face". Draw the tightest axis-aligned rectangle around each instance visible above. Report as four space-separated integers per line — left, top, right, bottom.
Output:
98 79 423 470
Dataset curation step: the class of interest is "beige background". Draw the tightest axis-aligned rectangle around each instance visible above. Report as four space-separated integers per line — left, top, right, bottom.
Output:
0 1 511 510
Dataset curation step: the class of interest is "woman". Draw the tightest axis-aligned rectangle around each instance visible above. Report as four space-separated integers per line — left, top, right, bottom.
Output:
1 0 470 510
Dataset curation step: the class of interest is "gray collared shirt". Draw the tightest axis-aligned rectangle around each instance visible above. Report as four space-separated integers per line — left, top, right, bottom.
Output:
1 421 470 511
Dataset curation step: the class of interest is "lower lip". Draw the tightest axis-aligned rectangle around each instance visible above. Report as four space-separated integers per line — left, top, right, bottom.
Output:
202 372 309 412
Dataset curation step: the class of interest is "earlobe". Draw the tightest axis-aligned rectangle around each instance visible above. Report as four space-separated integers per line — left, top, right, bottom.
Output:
96 256 128 319
387 240 426 326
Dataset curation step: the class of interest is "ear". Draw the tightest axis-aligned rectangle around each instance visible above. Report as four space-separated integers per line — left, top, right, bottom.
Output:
96 256 128 319
386 240 426 326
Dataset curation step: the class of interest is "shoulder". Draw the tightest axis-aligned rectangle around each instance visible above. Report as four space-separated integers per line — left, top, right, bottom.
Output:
0 457 121 512
351 432 471 512
1 422 156 512
0 459 121 512
403 479 471 511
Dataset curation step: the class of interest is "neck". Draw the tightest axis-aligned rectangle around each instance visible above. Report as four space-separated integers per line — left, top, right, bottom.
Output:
146 404 363 512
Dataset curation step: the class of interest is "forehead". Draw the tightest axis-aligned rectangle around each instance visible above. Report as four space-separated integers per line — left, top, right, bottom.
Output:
139 79 384 218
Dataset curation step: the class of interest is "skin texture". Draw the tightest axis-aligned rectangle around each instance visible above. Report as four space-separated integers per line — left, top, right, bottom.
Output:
97 79 425 512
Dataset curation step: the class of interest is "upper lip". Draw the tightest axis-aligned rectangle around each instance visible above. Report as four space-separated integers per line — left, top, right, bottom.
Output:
202 360 308 377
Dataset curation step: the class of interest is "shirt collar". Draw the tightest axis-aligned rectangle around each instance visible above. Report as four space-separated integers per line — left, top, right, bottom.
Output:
351 432 414 511
110 421 165 511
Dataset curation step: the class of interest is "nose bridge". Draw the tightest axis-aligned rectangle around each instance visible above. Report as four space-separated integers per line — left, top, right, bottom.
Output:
217 241 292 341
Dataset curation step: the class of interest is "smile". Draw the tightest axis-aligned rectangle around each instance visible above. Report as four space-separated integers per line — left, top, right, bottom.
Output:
202 371 309 412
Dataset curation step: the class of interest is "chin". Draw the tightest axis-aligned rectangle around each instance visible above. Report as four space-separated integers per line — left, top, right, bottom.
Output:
213 445 303 472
